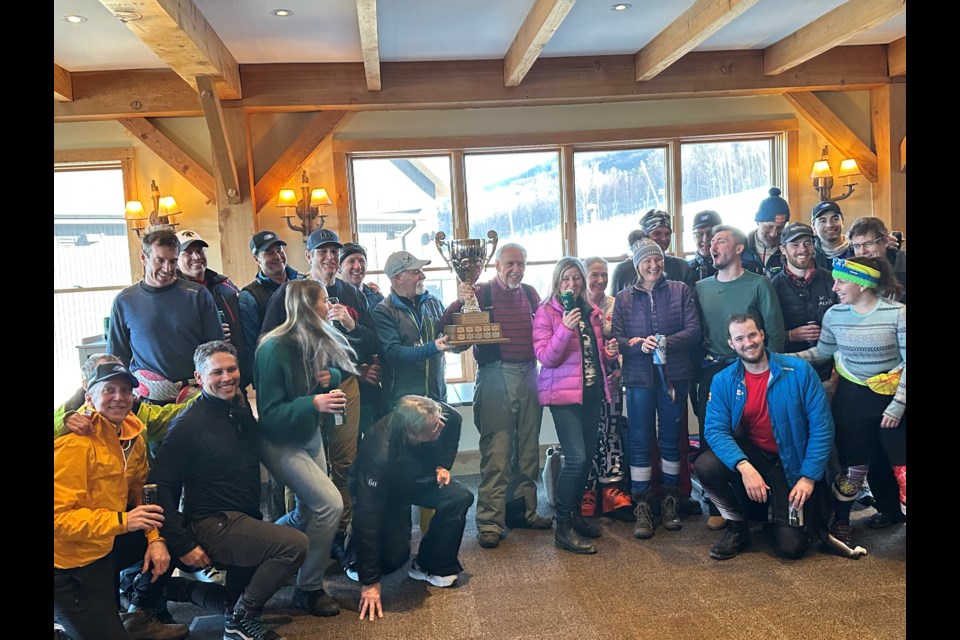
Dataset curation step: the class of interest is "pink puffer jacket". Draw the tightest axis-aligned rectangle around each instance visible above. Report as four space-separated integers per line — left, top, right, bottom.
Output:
532 296 613 406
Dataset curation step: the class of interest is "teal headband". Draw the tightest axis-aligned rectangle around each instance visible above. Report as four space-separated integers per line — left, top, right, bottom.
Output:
832 258 880 289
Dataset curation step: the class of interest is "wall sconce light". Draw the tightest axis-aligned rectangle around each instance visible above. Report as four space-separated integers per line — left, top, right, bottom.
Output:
810 145 861 202
277 170 332 239
124 180 182 237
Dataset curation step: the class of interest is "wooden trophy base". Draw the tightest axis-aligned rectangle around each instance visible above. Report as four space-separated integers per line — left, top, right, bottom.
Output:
444 311 510 345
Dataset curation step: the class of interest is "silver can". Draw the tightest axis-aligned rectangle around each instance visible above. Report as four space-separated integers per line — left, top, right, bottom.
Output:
652 334 667 365
789 504 804 527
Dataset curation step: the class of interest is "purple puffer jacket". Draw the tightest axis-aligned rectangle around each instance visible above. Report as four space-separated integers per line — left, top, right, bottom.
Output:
532 296 614 406
611 278 701 387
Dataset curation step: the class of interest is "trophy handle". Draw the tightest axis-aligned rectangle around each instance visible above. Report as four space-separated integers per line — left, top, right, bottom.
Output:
434 231 454 273
483 230 499 272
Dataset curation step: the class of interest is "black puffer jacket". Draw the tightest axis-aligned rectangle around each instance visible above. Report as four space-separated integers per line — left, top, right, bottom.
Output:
770 267 837 379
347 404 462 585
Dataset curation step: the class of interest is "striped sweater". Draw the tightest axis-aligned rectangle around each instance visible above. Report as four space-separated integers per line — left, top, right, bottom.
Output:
798 297 906 419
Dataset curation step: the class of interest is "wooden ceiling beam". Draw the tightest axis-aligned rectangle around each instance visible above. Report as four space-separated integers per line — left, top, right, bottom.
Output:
356 0 382 91
117 116 216 201
197 75 240 204
54 63 73 101
97 0 241 99
55 70 202 121
887 37 905 76
635 0 759 82
54 47 894 122
763 0 906 76
503 0 576 87
783 90 878 183
253 111 349 213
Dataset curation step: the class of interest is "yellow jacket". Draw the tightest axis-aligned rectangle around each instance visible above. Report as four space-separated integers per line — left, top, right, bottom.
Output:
53 406 159 569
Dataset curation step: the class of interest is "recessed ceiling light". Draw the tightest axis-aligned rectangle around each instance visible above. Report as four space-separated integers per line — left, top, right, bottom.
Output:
63 15 88 24
272 9 294 17
610 3 632 11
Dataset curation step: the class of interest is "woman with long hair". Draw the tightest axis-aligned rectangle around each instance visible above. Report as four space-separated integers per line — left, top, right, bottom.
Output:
254 279 358 616
611 238 701 540
533 257 618 554
797 256 905 557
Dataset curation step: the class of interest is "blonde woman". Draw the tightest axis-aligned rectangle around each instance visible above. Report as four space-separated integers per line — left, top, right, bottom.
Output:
254 279 358 617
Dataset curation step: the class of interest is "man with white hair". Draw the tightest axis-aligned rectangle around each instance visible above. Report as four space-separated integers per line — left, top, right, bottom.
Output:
445 243 552 548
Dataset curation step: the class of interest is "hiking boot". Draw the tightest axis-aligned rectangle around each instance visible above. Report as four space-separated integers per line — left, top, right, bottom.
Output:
633 497 655 540
477 531 501 548
292 587 340 617
709 520 751 560
120 609 189 640
573 514 602 539
866 510 906 529
408 558 458 587
554 517 597 554
824 520 868 559
707 516 727 530
580 489 597 517
601 485 633 514
661 488 682 531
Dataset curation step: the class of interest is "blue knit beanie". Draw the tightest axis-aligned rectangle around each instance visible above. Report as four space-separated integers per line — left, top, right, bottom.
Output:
755 187 790 223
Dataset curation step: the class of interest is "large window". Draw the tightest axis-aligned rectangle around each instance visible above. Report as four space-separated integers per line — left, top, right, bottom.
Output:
343 125 788 384
54 160 133 405
574 146 667 260
679 139 774 257
466 150 562 297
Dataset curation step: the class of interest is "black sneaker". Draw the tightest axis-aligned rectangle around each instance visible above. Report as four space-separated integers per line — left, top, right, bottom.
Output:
292 587 340 617
709 520 751 560
224 614 272 640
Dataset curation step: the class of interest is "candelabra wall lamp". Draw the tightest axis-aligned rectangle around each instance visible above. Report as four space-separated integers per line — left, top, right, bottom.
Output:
124 180 182 237
810 145 861 202
277 170 333 239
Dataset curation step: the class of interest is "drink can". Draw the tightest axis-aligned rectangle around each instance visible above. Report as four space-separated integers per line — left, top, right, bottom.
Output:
789 504 804 527
218 310 226 323
653 334 667 365
332 389 344 426
142 483 158 505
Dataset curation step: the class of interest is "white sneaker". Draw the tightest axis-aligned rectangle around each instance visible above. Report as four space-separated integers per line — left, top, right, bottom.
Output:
176 565 226 585
407 560 457 588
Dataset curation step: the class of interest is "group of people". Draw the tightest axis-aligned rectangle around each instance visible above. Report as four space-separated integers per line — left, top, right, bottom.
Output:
53 185 906 639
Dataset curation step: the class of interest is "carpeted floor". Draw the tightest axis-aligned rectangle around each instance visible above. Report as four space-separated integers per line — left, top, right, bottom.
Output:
169 474 906 640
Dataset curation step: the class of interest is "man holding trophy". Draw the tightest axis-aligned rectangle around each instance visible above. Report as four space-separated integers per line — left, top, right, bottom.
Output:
438 234 553 549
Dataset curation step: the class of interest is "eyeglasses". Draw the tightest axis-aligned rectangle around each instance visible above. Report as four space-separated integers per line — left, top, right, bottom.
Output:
850 238 883 252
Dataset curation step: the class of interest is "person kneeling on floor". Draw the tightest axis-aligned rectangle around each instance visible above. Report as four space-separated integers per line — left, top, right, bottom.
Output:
694 313 838 561
345 395 473 620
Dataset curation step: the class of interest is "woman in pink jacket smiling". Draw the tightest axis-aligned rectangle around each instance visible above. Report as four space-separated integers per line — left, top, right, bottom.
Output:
533 257 619 554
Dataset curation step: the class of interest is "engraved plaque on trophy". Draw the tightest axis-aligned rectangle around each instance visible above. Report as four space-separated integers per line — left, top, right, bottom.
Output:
434 230 510 345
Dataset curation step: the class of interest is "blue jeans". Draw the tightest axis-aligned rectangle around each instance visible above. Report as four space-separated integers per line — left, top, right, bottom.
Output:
549 390 602 520
625 382 689 494
260 428 344 591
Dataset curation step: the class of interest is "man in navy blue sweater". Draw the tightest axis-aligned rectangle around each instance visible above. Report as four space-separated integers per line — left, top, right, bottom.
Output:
108 229 223 404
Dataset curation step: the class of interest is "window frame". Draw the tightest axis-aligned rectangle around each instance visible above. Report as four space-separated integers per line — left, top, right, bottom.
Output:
333 119 799 382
